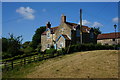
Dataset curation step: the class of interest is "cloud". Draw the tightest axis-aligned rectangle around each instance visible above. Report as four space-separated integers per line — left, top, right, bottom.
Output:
78 20 91 25
82 20 91 25
78 20 103 27
92 22 103 27
112 17 118 23
16 7 35 20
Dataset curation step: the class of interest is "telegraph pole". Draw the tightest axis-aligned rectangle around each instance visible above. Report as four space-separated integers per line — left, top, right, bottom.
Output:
80 9 82 44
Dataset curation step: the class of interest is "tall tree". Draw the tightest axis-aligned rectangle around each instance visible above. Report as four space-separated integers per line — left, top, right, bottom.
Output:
2 37 8 52
2 33 23 59
22 41 30 49
93 27 101 35
31 26 46 49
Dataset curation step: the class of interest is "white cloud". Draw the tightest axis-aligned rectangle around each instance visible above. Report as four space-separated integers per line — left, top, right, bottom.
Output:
82 20 91 25
16 7 35 20
112 17 118 23
92 22 103 27
78 20 103 27
78 20 91 25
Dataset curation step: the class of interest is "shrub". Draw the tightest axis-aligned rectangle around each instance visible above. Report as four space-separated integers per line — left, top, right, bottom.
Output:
67 43 115 53
45 48 56 58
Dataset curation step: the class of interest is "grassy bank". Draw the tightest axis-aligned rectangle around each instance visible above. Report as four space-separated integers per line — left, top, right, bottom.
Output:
3 50 118 78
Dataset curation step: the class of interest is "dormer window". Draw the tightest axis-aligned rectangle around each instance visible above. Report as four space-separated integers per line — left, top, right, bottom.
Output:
47 32 50 38
61 28 64 33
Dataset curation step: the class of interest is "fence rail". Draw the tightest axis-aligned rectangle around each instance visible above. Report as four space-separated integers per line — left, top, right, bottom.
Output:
1 52 62 71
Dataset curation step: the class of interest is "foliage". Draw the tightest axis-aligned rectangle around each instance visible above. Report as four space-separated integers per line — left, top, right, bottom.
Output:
22 46 34 54
66 43 115 54
36 43 41 53
2 37 8 52
93 27 101 35
22 41 30 49
31 26 46 49
45 48 56 54
2 34 23 59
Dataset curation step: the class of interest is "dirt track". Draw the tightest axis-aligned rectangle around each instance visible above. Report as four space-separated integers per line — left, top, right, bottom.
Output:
26 50 118 78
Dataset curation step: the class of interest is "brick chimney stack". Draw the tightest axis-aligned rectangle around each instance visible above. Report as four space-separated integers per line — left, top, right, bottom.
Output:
61 14 66 23
46 22 51 29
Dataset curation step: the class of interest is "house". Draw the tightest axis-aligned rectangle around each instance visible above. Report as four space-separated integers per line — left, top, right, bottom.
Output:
41 14 97 51
97 32 120 45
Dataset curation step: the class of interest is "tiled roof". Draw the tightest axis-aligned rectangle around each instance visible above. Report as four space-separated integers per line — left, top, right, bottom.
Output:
97 32 120 40
42 22 91 35
50 26 59 34
66 22 90 33
42 26 58 35
66 22 78 26
62 34 71 40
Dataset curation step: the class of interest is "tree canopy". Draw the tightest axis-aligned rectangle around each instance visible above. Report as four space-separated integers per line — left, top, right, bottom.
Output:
2 34 23 59
93 27 101 35
31 26 46 49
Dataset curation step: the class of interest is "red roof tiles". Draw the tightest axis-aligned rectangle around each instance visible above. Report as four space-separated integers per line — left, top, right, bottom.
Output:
97 32 120 40
66 22 90 33
42 22 91 35
41 26 58 35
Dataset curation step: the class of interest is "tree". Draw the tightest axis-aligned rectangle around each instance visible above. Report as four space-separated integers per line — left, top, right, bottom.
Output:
2 33 23 59
22 41 30 49
36 43 41 53
31 26 46 49
2 37 8 52
93 27 101 35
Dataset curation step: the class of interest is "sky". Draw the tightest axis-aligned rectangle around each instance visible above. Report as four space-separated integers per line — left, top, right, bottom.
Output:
2 2 119 43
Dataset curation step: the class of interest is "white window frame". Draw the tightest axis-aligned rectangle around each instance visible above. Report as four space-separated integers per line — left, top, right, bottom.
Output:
60 42 63 48
47 32 50 38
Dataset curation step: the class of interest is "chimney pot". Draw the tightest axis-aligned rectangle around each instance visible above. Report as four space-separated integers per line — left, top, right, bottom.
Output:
61 14 66 23
46 22 51 29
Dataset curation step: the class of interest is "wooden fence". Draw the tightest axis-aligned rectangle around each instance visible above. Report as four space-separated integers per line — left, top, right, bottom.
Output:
2 52 62 71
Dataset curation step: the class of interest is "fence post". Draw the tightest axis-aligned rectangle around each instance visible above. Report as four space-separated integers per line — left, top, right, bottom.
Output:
24 58 26 65
11 61 13 69
29 56 31 63
20 59 22 66
34 56 35 61
42 53 44 60
4 61 7 71
38 54 41 61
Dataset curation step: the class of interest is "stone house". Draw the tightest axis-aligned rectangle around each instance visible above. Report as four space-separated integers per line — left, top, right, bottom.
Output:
97 32 120 45
41 14 96 51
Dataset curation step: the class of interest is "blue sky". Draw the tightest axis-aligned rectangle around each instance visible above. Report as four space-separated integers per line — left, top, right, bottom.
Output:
2 2 118 43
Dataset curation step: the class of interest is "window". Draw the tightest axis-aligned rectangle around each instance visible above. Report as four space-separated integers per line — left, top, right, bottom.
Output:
90 32 94 38
60 43 63 48
61 28 64 34
113 38 115 41
76 30 80 37
47 32 50 38
47 44 50 48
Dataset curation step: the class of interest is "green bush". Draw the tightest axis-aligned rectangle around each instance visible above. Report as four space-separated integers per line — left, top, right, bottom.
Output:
45 48 56 58
64 43 115 54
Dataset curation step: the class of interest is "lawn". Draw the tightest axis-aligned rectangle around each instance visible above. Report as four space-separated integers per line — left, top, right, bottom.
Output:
2 50 118 78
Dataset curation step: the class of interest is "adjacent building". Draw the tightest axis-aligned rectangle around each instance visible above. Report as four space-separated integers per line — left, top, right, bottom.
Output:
41 14 96 51
97 32 120 45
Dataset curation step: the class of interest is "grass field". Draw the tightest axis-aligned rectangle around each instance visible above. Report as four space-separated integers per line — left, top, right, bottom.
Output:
3 50 118 78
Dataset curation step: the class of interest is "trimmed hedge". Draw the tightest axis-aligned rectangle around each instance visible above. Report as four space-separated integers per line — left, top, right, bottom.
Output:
67 43 115 54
